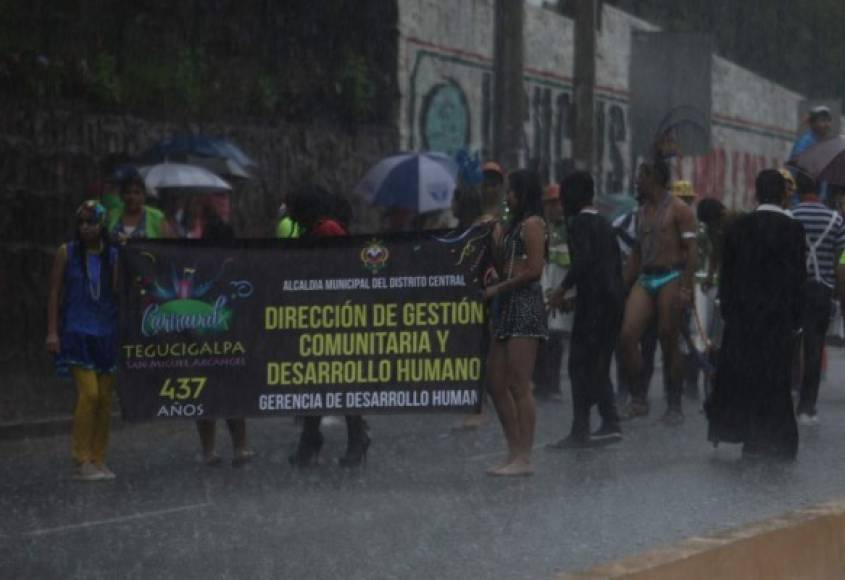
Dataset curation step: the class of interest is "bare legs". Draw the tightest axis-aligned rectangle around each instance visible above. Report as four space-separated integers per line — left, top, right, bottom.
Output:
620 280 684 418
656 280 684 410
620 285 655 405
196 418 250 465
487 337 539 475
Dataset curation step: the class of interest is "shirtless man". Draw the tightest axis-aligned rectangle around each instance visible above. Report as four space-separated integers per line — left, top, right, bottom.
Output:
619 159 697 425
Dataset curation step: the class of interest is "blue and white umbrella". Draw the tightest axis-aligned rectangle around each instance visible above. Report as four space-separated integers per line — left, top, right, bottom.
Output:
354 152 458 213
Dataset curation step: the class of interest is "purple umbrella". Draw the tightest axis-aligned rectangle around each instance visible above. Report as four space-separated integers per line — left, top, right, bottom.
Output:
791 136 845 186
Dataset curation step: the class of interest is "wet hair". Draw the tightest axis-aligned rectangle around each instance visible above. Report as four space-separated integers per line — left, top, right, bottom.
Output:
755 169 786 205
452 184 483 228
793 167 817 196
480 180 502 214
286 184 332 231
809 109 832 122
559 171 594 218
482 169 504 188
120 173 148 198
645 157 671 188
327 193 353 229
202 206 235 242
506 169 544 231
696 198 725 225
74 209 114 290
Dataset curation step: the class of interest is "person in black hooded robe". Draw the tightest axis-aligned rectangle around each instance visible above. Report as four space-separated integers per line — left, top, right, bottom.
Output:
705 169 805 459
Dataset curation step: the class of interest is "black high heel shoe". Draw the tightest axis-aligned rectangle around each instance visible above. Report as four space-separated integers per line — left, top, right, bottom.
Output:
338 434 370 468
288 432 323 467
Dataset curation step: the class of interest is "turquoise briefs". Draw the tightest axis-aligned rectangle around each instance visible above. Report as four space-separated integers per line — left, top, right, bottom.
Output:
639 270 682 296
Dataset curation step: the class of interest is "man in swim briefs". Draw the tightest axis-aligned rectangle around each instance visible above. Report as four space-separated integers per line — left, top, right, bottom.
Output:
618 158 697 425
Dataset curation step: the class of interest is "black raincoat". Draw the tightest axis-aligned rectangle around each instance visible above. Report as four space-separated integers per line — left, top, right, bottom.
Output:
705 207 806 458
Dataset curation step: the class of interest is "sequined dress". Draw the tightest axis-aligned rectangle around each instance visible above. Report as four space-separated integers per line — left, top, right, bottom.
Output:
492 220 549 340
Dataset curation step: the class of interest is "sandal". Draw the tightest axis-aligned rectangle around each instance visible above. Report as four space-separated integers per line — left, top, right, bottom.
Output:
232 449 255 467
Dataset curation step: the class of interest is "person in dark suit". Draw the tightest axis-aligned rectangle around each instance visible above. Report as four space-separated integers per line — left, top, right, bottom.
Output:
547 171 625 449
705 169 806 460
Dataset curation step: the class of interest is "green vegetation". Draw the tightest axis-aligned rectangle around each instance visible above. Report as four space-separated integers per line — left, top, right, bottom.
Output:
338 53 376 122
0 1 397 123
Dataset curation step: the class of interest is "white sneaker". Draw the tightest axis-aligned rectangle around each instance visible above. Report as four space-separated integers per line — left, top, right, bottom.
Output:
93 463 117 480
797 413 820 427
73 462 107 481
322 416 343 428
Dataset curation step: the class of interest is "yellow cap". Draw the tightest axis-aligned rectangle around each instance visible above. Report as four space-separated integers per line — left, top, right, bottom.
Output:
671 180 696 200
778 168 796 190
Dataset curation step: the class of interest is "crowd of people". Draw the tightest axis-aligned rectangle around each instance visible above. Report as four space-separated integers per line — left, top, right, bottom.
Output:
47 128 845 480
453 147 844 474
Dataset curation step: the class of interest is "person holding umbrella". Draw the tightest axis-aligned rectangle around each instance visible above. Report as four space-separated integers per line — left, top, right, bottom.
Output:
355 151 459 232
483 169 548 477
790 106 834 204
791 106 833 159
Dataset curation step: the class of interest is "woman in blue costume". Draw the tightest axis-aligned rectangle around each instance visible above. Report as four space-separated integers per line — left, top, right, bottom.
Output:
46 200 119 481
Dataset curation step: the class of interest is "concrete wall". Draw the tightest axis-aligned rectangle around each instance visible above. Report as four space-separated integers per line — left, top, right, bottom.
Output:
397 0 803 209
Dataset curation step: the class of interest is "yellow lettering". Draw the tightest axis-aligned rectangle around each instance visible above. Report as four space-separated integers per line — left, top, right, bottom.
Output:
267 363 279 385
265 306 278 330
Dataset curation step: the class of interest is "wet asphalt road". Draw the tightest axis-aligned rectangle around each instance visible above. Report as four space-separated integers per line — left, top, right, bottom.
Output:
2 351 845 580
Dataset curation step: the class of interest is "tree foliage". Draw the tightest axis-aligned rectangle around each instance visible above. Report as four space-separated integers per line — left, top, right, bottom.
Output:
0 0 398 123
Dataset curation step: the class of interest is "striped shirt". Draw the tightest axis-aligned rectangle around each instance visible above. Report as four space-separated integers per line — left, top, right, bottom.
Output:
792 202 845 288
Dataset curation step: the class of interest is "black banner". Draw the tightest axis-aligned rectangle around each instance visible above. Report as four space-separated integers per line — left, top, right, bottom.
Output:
116 228 491 421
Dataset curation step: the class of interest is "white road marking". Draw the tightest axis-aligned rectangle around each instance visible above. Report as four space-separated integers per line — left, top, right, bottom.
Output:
23 502 212 537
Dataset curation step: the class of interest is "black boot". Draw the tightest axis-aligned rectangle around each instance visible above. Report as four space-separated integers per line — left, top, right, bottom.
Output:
289 418 324 467
338 416 370 467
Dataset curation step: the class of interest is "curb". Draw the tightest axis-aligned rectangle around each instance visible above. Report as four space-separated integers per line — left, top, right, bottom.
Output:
0 413 124 441
558 499 845 579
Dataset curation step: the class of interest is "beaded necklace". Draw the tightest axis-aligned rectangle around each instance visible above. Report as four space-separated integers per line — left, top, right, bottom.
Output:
85 243 104 302
639 191 673 265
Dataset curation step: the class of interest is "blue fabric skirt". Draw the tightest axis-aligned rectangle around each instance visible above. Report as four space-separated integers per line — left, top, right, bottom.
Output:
56 331 117 377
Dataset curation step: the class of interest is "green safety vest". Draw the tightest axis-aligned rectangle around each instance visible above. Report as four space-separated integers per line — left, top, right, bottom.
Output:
106 206 166 239
276 216 303 239
549 245 571 268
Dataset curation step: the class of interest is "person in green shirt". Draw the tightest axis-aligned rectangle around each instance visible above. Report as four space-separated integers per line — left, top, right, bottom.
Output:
99 155 134 213
534 183 569 401
106 172 174 242
696 198 741 291
275 202 303 239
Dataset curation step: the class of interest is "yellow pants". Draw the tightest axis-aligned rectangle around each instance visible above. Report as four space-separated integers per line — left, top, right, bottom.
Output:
70 368 114 465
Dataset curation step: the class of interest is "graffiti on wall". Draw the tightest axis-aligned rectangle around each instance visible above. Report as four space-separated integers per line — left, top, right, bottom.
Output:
420 80 471 153
406 45 794 208
674 149 784 209
410 49 632 192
